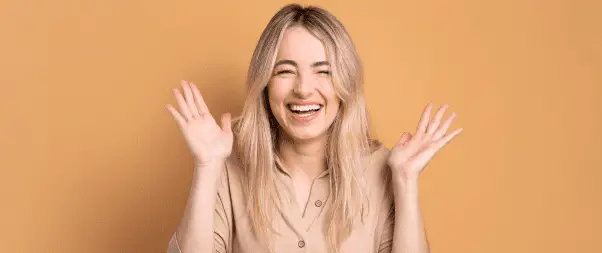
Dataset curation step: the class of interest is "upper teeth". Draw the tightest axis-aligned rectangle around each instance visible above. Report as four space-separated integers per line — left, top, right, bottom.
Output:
290 104 320 112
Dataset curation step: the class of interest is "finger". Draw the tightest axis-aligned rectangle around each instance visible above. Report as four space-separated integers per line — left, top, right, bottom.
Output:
415 103 433 138
395 132 412 147
191 82 210 115
426 104 449 136
182 80 200 117
433 128 463 150
432 112 457 140
166 104 186 129
221 113 232 134
174 88 193 121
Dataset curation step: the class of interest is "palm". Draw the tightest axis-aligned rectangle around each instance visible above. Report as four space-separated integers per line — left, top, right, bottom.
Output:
183 114 232 163
166 80 233 166
388 103 463 180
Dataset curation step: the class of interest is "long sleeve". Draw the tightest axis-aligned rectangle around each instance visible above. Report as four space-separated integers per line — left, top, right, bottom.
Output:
378 205 395 253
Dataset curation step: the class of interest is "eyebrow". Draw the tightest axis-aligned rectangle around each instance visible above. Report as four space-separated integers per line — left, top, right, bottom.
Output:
274 60 330 68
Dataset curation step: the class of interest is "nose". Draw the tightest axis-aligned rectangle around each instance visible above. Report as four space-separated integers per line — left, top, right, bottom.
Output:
293 73 315 98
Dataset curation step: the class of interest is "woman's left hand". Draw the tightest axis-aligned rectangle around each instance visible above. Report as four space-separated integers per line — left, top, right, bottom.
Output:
387 103 463 181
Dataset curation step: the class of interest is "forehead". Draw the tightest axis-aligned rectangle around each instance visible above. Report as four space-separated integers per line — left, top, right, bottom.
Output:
276 26 327 62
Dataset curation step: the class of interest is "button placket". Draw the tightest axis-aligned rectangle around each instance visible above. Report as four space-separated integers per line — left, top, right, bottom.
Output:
299 176 330 232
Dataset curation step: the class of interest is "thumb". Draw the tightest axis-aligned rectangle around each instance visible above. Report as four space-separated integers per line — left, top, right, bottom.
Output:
396 132 412 146
221 113 232 134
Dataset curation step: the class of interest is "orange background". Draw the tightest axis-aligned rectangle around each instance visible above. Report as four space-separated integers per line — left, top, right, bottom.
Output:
1 0 600 252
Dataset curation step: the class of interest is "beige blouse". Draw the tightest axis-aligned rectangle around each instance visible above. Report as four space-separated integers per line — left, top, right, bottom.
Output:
167 145 395 253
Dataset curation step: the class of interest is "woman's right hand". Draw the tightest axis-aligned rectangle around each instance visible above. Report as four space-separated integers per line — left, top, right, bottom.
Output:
166 80 233 168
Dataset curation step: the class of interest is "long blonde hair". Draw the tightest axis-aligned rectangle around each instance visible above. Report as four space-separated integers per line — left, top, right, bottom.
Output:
232 4 380 252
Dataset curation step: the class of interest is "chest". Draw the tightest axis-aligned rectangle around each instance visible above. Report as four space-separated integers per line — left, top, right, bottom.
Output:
229 183 384 253
231 209 380 253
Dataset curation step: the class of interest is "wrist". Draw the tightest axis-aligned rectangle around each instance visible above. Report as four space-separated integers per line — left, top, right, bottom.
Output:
192 160 224 181
391 168 419 183
193 157 224 168
392 174 420 195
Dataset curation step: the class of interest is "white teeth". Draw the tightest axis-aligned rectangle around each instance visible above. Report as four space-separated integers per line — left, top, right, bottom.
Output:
289 104 321 112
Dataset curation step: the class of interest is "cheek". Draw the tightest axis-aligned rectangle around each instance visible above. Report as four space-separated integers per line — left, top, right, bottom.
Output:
267 81 289 113
327 98 341 117
318 81 340 113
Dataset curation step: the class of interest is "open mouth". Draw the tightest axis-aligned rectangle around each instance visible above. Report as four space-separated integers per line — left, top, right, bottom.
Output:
287 103 323 117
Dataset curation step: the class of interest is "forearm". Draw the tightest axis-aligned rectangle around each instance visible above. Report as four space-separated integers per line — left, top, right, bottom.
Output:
391 176 430 253
176 163 222 253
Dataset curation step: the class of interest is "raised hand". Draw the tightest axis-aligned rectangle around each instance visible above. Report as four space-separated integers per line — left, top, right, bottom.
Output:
166 80 233 167
387 103 463 181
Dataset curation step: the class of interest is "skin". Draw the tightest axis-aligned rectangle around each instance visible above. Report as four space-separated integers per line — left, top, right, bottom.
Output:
165 26 462 253
267 26 340 212
388 103 463 253
166 80 232 253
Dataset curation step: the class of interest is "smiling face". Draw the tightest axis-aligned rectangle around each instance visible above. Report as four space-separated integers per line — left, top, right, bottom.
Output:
267 26 340 142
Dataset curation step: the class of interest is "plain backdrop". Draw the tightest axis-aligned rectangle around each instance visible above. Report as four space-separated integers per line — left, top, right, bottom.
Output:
1 0 600 252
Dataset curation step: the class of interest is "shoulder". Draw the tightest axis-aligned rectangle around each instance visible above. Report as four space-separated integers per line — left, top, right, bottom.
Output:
223 152 245 180
363 141 394 217
366 140 391 171
211 151 246 194
224 119 246 180
368 140 390 163
363 140 392 184
213 153 247 205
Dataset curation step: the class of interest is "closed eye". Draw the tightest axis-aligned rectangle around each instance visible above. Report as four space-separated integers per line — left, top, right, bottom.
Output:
276 70 295 75
317 70 331 75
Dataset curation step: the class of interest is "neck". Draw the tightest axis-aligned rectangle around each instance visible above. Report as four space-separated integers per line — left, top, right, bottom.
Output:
277 129 328 179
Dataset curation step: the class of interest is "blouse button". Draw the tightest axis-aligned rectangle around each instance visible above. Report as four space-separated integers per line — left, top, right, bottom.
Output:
314 200 323 207
298 240 306 248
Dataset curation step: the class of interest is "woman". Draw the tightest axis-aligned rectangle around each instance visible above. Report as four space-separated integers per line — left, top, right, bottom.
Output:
165 3 462 253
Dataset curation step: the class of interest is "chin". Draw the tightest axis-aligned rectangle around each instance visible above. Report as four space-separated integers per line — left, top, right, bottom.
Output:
287 128 326 142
